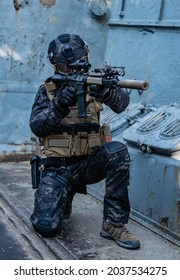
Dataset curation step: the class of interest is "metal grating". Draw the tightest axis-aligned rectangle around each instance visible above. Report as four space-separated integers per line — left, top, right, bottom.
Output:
137 112 168 133
160 119 180 139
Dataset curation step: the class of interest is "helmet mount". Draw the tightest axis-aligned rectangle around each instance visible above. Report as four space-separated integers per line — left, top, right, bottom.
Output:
61 44 76 62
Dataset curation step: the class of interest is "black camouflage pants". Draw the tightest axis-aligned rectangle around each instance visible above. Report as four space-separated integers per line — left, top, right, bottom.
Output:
31 141 130 236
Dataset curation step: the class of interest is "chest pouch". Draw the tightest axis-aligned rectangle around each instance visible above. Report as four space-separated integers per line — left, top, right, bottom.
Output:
44 134 73 157
87 132 102 154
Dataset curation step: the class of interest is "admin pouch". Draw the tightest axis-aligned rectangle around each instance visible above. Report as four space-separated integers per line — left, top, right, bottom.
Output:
44 134 72 157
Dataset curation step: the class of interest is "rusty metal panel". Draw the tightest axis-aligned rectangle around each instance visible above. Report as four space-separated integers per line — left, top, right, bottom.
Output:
125 145 180 240
120 104 180 239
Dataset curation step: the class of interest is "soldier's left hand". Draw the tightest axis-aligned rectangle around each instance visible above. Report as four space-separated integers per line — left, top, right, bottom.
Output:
89 85 109 102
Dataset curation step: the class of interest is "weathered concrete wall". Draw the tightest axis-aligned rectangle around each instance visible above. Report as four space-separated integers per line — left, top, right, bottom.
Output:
0 0 111 158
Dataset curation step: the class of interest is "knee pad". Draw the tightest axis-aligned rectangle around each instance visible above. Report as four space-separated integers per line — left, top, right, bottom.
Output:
31 174 71 237
103 141 128 155
103 141 130 173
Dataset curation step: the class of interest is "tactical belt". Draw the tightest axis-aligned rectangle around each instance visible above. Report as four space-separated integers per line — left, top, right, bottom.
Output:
57 123 100 135
41 156 87 168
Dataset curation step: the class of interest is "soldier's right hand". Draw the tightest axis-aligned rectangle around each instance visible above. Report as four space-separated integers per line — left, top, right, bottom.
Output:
56 86 77 108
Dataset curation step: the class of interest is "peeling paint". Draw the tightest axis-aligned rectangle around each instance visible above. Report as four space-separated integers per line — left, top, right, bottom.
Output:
0 44 22 61
0 152 33 162
40 0 56 6
13 0 21 11
48 15 58 24
159 217 169 228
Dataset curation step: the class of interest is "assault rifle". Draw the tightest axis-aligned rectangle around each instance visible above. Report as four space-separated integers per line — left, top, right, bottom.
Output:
52 63 149 118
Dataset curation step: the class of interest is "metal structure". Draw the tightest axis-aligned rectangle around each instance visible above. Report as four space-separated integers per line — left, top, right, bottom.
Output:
0 0 180 247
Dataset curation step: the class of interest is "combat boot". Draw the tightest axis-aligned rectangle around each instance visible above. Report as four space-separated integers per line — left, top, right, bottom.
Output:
101 219 140 249
63 203 72 219
63 192 75 219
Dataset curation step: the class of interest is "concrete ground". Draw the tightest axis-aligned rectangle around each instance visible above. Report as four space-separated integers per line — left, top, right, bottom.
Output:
0 161 179 260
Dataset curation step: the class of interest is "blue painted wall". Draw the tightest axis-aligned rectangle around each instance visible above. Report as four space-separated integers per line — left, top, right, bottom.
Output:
0 0 110 156
106 0 180 105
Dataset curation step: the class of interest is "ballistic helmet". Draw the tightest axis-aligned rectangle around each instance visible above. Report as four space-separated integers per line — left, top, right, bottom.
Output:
47 34 89 73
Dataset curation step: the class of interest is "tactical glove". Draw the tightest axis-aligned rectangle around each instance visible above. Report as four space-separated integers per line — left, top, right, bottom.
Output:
55 86 77 108
89 85 109 102
103 87 130 113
